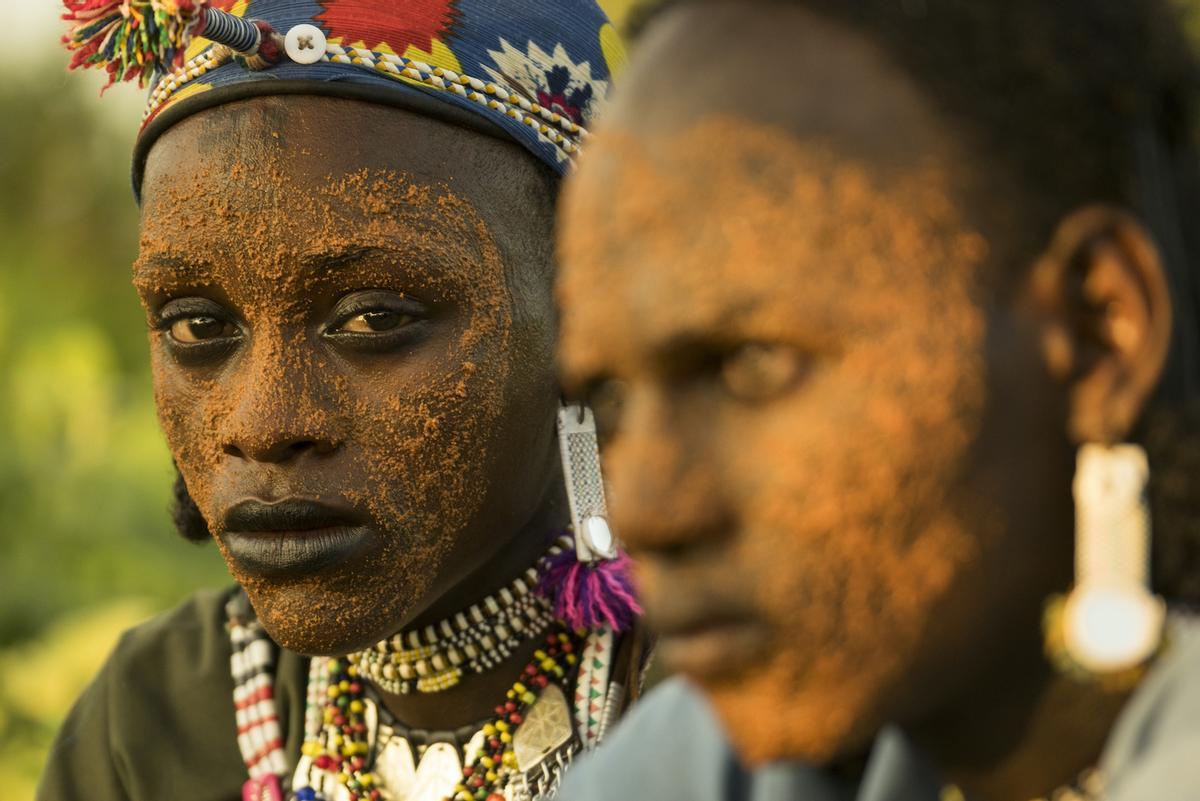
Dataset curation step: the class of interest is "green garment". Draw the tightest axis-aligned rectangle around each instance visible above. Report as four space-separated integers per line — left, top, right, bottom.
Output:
36 588 309 801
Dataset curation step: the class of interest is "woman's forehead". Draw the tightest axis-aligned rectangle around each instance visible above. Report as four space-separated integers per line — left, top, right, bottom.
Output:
142 95 545 201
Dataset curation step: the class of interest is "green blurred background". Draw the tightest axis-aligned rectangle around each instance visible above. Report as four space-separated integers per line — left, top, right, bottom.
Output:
0 6 231 796
3 0 1198 797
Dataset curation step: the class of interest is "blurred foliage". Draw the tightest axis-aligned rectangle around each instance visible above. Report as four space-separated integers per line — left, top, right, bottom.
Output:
3 0 1200 797
0 64 229 795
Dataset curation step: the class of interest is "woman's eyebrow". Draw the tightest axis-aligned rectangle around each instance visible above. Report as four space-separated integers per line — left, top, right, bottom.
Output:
131 252 213 286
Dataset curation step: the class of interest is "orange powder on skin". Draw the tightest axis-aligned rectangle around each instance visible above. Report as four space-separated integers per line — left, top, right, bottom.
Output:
560 117 994 764
137 158 515 655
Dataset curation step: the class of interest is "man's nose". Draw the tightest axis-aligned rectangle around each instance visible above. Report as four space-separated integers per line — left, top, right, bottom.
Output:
606 389 731 554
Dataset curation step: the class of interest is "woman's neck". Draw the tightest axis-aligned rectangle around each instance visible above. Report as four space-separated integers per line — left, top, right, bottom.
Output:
910 640 1133 801
365 493 570 730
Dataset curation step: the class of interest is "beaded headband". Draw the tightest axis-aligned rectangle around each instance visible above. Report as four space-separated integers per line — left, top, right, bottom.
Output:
61 0 627 187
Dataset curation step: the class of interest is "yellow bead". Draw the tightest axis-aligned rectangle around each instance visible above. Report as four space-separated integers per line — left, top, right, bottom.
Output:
522 691 536 705
360 775 374 787
347 666 359 677
483 724 497 737
349 700 364 714
513 682 527 694
533 650 547 661
339 680 350 692
481 756 495 769
500 732 512 744
333 734 344 746
327 686 340 698
540 658 556 671
566 654 577 665
336 773 350 785
486 771 498 783
301 741 322 757
496 721 509 733
503 752 519 769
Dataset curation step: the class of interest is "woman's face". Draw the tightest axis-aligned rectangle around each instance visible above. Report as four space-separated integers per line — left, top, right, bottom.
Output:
559 6 1074 765
136 96 563 656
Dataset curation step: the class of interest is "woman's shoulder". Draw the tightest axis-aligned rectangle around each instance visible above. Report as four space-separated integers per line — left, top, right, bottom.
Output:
107 586 238 674
37 587 248 801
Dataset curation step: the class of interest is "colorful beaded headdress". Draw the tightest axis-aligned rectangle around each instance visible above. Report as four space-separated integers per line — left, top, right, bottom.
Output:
62 0 627 189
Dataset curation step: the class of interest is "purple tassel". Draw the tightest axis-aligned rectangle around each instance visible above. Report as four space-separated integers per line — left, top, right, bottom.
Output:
538 546 642 633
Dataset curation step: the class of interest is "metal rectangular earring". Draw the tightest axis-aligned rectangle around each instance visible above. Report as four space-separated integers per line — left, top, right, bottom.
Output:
557 403 617 563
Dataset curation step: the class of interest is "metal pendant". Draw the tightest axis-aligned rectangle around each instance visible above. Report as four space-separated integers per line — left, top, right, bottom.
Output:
512 684 573 772
375 731 417 799
409 742 464 801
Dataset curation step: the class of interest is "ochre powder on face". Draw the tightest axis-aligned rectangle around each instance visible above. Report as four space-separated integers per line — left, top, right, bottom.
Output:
560 117 995 764
136 123 527 654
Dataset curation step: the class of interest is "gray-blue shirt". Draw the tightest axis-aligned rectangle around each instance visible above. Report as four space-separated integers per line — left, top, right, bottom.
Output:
560 618 1200 800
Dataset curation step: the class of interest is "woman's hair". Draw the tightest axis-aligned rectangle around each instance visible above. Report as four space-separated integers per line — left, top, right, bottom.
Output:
172 467 211 544
629 0 1200 605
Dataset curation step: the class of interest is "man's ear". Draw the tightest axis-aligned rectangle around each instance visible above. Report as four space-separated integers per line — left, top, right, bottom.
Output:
1029 206 1172 445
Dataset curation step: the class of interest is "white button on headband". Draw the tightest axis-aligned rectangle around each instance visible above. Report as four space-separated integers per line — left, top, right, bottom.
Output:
284 24 326 65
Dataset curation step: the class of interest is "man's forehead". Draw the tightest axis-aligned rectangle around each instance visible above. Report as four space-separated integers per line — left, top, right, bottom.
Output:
610 2 959 175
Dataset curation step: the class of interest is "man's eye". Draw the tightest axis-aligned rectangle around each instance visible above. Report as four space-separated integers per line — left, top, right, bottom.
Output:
586 379 628 444
338 311 414 334
168 317 238 344
720 343 808 402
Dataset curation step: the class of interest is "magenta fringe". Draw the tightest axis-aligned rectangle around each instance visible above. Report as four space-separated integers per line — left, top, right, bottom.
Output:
538 545 642 633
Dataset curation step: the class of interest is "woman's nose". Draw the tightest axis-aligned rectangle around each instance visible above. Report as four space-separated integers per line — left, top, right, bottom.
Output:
216 340 342 464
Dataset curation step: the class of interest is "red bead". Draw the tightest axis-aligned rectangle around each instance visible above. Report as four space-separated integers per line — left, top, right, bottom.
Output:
509 713 523 725
505 700 517 712
487 795 506 801
472 776 485 788
524 664 538 676
370 792 382 801
494 705 506 716
489 738 501 750
561 642 574 653
349 682 362 694
535 675 549 687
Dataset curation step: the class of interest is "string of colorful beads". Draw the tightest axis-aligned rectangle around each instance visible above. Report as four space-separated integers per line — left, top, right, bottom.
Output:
349 538 570 695
138 40 588 162
294 658 380 801
452 629 579 801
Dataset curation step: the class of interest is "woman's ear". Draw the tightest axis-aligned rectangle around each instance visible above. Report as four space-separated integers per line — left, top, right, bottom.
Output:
1029 206 1172 445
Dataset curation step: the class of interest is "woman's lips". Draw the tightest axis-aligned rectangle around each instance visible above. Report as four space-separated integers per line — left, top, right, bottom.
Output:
221 498 375 578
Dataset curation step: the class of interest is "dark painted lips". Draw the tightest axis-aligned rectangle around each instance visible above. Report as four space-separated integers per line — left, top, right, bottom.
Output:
221 499 373 578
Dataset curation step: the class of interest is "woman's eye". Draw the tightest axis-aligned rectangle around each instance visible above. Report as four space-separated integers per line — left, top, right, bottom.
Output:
338 311 414 334
168 316 238 344
720 343 808 402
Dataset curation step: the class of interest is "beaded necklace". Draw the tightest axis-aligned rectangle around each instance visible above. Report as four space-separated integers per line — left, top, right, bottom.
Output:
351 539 570 696
940 767 1105 801
229 535 633 801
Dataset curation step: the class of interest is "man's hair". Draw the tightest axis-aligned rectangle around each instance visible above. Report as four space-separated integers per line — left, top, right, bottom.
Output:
628 0 1200 606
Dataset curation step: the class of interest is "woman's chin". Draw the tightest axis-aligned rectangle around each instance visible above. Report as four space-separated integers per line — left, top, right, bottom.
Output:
239 578 426 657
